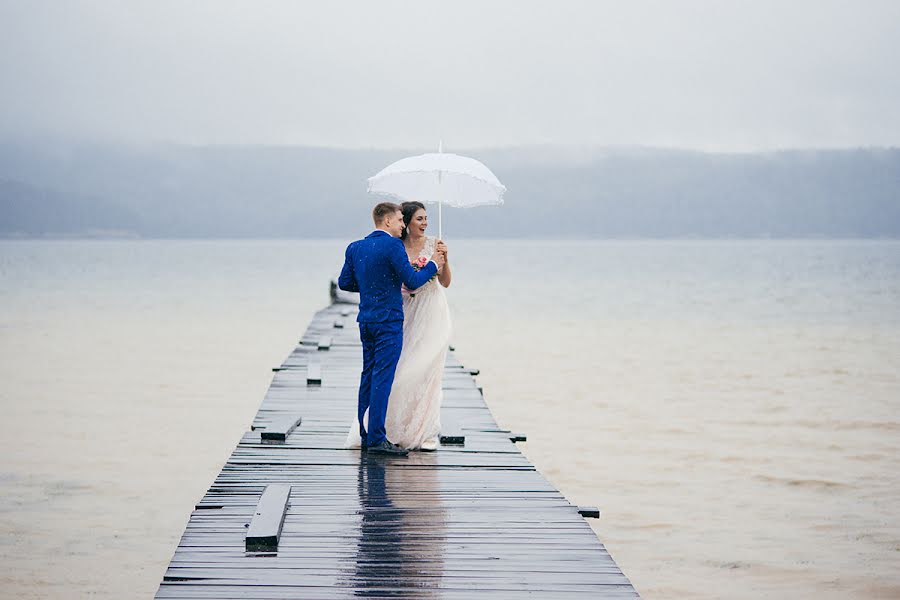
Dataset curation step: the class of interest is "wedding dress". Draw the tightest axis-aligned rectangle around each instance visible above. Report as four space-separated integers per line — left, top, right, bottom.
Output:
344 236 452 450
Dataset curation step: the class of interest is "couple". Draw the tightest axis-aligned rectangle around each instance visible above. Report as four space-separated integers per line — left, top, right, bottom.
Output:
338 201 453 456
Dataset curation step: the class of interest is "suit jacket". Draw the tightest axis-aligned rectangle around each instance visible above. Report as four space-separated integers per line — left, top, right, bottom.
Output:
338 230 439 323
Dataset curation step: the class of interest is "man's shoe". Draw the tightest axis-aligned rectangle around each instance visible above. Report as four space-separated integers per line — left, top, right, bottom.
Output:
367 440 409 456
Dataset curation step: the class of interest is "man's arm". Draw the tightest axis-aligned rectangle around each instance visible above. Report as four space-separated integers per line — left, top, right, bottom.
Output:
337 244 360 292
388 239 439 290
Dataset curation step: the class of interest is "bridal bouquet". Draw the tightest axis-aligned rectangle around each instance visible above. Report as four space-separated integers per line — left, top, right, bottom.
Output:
408 256 437 298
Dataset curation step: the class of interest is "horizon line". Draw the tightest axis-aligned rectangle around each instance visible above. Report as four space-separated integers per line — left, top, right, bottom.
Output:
1 135 899 156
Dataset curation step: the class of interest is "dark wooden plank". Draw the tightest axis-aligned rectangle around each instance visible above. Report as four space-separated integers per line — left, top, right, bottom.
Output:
439 430 466 445
259 416 302 442
306 361 322 386
244 484 291 552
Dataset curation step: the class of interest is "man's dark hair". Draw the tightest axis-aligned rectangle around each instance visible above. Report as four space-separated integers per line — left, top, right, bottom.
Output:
400 201 426 240
372 201 401 225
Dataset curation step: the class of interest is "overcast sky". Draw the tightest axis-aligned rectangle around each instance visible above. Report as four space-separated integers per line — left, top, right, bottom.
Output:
1 0 899 151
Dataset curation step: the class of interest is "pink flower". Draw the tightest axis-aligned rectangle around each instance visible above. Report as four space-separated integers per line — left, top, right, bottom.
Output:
415 256 428 268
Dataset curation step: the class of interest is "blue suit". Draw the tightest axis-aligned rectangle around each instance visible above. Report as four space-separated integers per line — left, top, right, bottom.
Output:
338 230 438 447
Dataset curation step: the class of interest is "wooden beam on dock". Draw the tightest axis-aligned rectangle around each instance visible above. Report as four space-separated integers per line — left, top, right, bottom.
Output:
306 360 322 386
578 506 602 519
317 336 332 351
260 415 302 442
439 430 466 445
244 484 291 552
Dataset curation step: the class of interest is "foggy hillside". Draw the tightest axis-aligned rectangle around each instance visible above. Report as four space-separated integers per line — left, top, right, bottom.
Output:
1 141 898 238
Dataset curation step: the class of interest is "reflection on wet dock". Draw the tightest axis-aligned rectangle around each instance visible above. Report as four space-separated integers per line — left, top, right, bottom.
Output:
156 301 639 598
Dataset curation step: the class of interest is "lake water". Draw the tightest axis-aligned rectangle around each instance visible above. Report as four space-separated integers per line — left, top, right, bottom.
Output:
1 239 899 599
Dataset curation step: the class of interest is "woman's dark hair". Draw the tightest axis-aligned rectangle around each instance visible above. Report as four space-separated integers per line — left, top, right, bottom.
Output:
400 201 426 240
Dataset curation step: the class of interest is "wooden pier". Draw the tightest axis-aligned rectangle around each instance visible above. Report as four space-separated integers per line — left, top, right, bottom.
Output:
156 301 640 599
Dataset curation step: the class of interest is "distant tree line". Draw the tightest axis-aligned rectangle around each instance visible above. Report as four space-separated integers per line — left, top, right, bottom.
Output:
1 141 898 238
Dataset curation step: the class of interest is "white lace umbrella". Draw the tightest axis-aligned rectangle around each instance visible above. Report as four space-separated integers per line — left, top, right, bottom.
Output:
367 144 506 239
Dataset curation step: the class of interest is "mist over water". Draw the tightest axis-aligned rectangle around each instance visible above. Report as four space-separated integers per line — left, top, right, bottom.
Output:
3 142 900 239
1 238 899 599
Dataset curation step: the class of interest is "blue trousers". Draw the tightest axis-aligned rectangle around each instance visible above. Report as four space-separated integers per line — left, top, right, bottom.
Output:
357 320 403 447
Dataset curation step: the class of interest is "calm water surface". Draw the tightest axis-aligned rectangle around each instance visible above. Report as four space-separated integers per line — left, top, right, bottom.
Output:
1 239 899 599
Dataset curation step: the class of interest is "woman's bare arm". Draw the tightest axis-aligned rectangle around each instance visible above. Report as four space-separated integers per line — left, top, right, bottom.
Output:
437 240 452 288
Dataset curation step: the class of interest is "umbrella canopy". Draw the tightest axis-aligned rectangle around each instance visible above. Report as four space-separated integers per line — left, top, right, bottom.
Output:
367 148 506 238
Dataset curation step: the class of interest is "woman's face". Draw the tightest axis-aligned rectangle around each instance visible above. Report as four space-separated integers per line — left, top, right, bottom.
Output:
407 208 427 238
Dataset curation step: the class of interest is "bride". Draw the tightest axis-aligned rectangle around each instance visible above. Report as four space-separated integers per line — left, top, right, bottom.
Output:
344 201 453 451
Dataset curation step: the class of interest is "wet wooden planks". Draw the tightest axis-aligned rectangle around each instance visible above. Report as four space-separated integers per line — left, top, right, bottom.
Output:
156 301 639 599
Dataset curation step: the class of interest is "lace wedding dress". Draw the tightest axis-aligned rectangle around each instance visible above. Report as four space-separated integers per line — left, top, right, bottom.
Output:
344 236 452 450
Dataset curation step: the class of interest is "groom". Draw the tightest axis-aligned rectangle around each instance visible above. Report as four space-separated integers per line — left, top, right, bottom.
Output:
338 202 444 456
